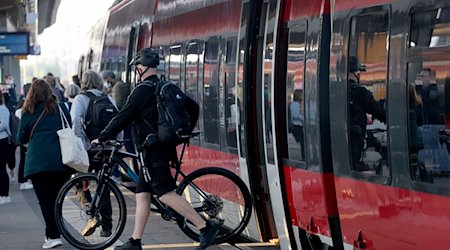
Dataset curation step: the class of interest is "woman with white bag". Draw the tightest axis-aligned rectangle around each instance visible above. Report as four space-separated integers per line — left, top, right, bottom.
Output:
16 79 73 249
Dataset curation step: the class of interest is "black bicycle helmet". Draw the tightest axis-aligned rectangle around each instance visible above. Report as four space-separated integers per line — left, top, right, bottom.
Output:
129 48 160 67
348 56 366 73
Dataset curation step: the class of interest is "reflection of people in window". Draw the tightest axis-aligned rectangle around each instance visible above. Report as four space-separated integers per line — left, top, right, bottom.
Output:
409 83 424 155
419 68 440 124
348 56 386 171
409 83 428 180
226 87 237 148
290 89 305 158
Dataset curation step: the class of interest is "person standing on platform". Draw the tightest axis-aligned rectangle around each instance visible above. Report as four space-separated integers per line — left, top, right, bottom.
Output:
16 79 73 249
15 82 33 190
0 93 12 204
95 48 219 250
1 74 18 182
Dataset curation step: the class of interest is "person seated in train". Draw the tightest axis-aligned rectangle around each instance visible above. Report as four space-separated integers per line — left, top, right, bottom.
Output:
419 68 441 124
348 56 386 171
289 89 305 158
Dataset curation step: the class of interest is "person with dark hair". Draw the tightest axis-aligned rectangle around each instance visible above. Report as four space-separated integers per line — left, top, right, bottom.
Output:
15 82 34 190
348 56 386 171
72 75 81 88
1 74 18 182
419 68 440 124
1 74 18 112
101 70 130 111
94 48 219 250
0 93 11 204
16 79 73 249
45 74 65 102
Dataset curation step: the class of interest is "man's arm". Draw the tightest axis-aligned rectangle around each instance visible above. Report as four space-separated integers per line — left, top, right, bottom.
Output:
364 90 386 123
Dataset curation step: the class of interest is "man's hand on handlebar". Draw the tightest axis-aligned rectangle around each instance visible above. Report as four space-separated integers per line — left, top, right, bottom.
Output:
91 139 104 146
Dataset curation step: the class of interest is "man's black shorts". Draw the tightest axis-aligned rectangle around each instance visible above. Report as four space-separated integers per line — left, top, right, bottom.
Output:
135 143 177 196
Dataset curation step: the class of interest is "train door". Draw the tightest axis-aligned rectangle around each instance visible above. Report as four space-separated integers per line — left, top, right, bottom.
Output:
236 0 293 247
330 4 394 249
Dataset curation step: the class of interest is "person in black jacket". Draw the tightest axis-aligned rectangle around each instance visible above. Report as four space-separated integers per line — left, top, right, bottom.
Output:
94 48 219 250
348 56 386 171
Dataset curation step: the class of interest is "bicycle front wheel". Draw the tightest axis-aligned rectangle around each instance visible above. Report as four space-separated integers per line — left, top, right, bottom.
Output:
176 167 252 244
55 173 127 250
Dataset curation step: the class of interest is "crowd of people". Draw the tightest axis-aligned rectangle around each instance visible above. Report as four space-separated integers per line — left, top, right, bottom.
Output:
0 70 130 248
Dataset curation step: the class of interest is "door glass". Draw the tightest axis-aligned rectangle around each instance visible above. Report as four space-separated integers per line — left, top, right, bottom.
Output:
204 38 220 145
225 38 238 149
348 12 389 177
169 45 181 86
286 25 306 162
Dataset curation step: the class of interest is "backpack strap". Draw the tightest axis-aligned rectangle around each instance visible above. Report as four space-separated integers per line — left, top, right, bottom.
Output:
136 81 158 134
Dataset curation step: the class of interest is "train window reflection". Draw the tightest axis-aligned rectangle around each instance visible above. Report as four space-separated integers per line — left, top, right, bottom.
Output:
169 45 181 86
407 62 450 184
203 38 220 145
411 7 450 48
286 24 306 162
348 12 389 177
186 42 199 102
225 38 238 149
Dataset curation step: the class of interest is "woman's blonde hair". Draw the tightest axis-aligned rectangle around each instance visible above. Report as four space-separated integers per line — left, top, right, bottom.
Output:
81 70 103 91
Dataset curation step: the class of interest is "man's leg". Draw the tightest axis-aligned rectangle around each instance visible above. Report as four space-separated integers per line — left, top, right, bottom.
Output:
159 192 205 229
131 192 151 239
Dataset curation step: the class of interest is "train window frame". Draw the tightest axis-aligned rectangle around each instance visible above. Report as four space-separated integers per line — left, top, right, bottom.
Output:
346 6 392 183
282 19 308 169
406 4 450 194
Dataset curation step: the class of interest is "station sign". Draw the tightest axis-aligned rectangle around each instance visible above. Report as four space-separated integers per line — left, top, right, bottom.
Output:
0 32 30 55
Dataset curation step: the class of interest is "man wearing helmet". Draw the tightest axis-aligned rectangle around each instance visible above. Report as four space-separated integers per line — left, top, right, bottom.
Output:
348 56 386 171
93 48 219 250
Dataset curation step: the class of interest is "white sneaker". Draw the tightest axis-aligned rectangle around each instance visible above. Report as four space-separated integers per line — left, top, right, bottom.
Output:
20 182 34 190
0 196 11 204
42 238 62 249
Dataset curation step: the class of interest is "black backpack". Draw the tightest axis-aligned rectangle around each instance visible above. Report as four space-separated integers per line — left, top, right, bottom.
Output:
9 111 20 146
82 92 118 141
143 80 199 145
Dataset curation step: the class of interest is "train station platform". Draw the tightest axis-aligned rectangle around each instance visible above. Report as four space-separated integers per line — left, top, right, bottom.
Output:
0 167 279 250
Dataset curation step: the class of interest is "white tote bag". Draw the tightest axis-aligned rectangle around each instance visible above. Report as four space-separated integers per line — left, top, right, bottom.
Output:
57 106 89 172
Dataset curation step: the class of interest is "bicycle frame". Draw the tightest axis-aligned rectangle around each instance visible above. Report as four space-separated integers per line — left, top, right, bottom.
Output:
90 138 211 223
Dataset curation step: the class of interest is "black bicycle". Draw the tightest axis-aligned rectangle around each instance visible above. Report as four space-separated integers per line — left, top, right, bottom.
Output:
54 132 253 250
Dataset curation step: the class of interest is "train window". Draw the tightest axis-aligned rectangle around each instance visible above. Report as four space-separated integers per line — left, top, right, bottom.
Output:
203 37 220 145
407 8 450 184
410 7 450 48
347 11 390 177
186 42 199 102
156 46 166 76
185 41 200 146
169 45 181 86
225 37 238 149
407 63 450 184
286 24 306 162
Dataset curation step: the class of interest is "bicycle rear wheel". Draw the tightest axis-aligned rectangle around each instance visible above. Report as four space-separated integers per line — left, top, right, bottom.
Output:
55 173 127 250
176 167 252 244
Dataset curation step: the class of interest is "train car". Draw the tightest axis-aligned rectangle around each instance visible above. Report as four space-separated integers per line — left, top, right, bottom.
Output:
81 0 450 249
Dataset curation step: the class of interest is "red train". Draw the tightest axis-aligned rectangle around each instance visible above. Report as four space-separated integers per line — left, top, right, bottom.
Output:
80 0 450 249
